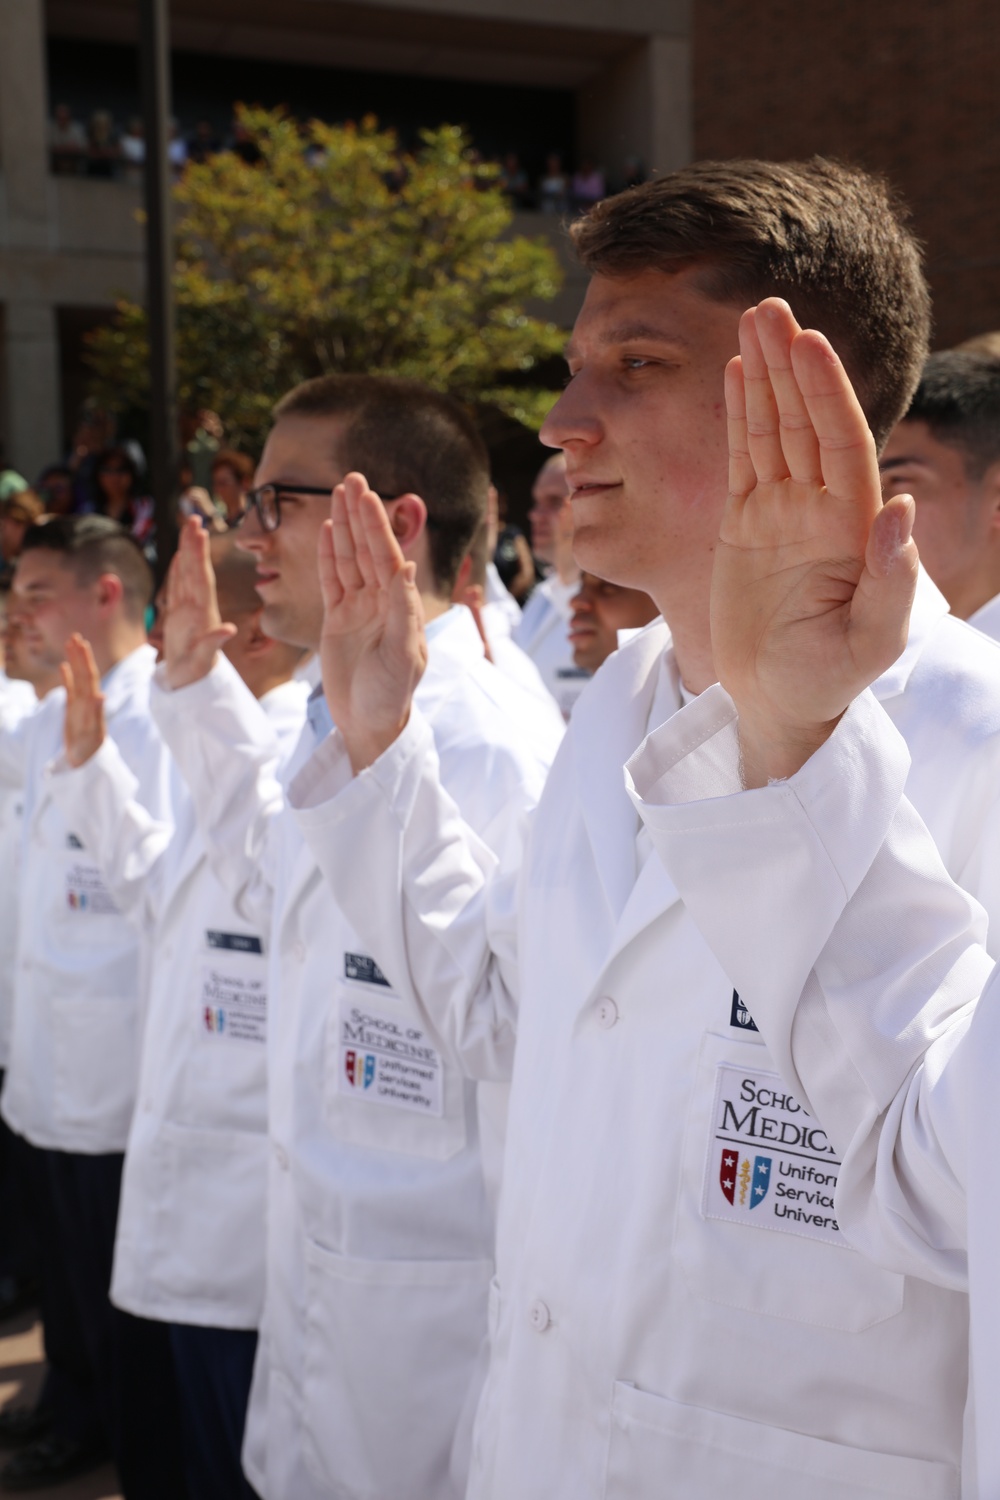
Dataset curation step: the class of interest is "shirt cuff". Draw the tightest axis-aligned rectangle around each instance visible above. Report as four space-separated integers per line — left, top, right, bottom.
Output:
288 708 436 830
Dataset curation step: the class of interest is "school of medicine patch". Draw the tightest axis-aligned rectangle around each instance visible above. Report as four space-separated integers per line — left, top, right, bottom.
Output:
337 992 443 1116
703 1061 843 1247
65 862 119 915
198 931 267 1044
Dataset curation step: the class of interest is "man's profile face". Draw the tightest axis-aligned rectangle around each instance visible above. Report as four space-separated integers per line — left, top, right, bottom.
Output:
10 552 96 673
879 419 994 609
569 571 659 673
540 265 741 608
238 414 347 651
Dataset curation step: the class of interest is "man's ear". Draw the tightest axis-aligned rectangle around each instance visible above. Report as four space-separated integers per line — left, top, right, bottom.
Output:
95 572 124 614
386 494 427 554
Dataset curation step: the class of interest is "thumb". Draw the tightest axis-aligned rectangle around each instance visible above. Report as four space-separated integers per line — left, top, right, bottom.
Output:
849 495 919 676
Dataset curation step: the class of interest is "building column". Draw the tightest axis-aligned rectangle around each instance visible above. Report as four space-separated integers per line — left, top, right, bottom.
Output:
0 0 50 241
3 302 60 482
579 34 693 185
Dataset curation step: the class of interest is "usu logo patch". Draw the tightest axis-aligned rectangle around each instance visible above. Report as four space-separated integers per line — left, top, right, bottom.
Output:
704 1062 843 1246
203 1006 226 1035
730 990 759 1032
344 1049 376 1091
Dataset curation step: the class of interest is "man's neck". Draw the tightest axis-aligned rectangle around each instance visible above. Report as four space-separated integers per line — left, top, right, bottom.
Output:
552 549 580 589
91 630 146 680
946 572 1000 622
653 591 716 696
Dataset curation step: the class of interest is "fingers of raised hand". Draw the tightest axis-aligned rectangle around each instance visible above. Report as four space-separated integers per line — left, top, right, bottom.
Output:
789 329 879 504
329 483 366 594
754 300 822 485
318 519 345 610
724 357 755 501
739 307 788 486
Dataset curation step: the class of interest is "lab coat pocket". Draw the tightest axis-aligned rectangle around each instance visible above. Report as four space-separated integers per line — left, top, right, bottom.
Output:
52 995 137 1142
152 1122 268 1324
323 984 468 1159
674 1031 904 1331
604 1383 958 1499
302 1240 492 1500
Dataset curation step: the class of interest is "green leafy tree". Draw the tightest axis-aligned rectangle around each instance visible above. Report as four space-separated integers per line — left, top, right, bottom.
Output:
86 108 565 452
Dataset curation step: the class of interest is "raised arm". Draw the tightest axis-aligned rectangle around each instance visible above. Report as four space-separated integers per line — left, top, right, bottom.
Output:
626 299 993 1287
44 634 172 926
151 521 283 926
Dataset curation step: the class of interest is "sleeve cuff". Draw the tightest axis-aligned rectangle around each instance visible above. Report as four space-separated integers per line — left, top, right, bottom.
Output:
288 708 436 831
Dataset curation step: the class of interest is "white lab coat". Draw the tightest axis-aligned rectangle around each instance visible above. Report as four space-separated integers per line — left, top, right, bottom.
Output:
512 574 589 718
152 607 560 1500
968 590 1000 643
44 674 307 1328
0 675 38 1070
0 646 172 1154
306 568 1000 1500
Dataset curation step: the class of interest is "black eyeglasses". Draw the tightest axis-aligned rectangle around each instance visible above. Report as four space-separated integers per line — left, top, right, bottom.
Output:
237 483 404 533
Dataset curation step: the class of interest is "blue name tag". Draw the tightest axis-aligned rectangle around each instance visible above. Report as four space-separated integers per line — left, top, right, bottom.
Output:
344 952 390 987
207 930 263 955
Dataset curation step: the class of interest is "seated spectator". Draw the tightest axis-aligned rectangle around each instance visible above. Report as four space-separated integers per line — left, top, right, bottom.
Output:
571 159 605 211
230 120 262 166
168 119 187 177
0 490 44 587
500 152 532 208
210 448 253 526
957 330 1000 358
85 111 120 180
48 103 86 175
568 571 659 673
120 117 145 184
34 465 76 516
187 119 220 166
90 445 154 545
539 153 569 214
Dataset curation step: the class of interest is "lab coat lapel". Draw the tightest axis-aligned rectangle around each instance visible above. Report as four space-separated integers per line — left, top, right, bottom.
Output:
872 567 950 702
571 619 673 925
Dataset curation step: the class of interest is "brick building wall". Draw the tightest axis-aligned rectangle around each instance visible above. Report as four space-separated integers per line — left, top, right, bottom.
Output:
694 0 1000 348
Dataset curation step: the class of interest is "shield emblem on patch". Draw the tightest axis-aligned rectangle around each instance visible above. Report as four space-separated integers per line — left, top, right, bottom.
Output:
363 1053 376 1089
345 1049 358 1087
750 1155 771 1208
719 1148 738 1205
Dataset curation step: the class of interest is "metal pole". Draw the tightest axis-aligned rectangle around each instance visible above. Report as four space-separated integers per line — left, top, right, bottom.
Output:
138 0 179 576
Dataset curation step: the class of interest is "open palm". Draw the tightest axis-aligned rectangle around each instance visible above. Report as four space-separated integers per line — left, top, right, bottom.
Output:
713 299 919 783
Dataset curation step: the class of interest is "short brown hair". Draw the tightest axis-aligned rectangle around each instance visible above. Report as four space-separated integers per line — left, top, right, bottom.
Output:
273 374 489 594
571 157 929 449
21 515 153 624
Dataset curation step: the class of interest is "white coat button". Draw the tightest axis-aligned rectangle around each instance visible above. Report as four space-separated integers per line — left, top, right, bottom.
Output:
273 1143 289 1171
528 1299 551 1333
596 997 619 1029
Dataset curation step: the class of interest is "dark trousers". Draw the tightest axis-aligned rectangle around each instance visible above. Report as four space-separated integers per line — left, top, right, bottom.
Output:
6 1130 106 1449
0 1070 29 1281
169 1323 260 1500
44 1148 189 1500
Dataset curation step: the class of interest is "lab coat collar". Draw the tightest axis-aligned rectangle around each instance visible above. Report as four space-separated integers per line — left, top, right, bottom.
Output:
413 606 486 721
871 566 950 701
571 616 677 926
968 590 1000 644
100 643 156 719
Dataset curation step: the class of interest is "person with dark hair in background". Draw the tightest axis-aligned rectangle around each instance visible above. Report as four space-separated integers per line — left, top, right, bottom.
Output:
0 517 185 1497
212 450 254 527
91 447 155 548
35 465 76 517
0 489 45 586
303 158 1000 1496
878 350 1000 640
513 452 589 718
567 571 658 673
149 372 560 1500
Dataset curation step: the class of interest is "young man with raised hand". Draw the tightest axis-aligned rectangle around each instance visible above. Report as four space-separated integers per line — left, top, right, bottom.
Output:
44 536 307 1500
299 160 1000 1498
149 375 561 1500
0 516 185 1497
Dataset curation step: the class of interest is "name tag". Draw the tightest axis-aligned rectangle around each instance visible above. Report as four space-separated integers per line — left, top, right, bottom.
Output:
344 952 390 987
66 860 118 915
703 1062 842 1247
200 932 266 1044
337 995 443 1116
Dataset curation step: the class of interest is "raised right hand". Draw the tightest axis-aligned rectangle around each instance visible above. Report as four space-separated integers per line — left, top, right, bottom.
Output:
161 517 236 690
319 473 428 772
61 634 105 768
